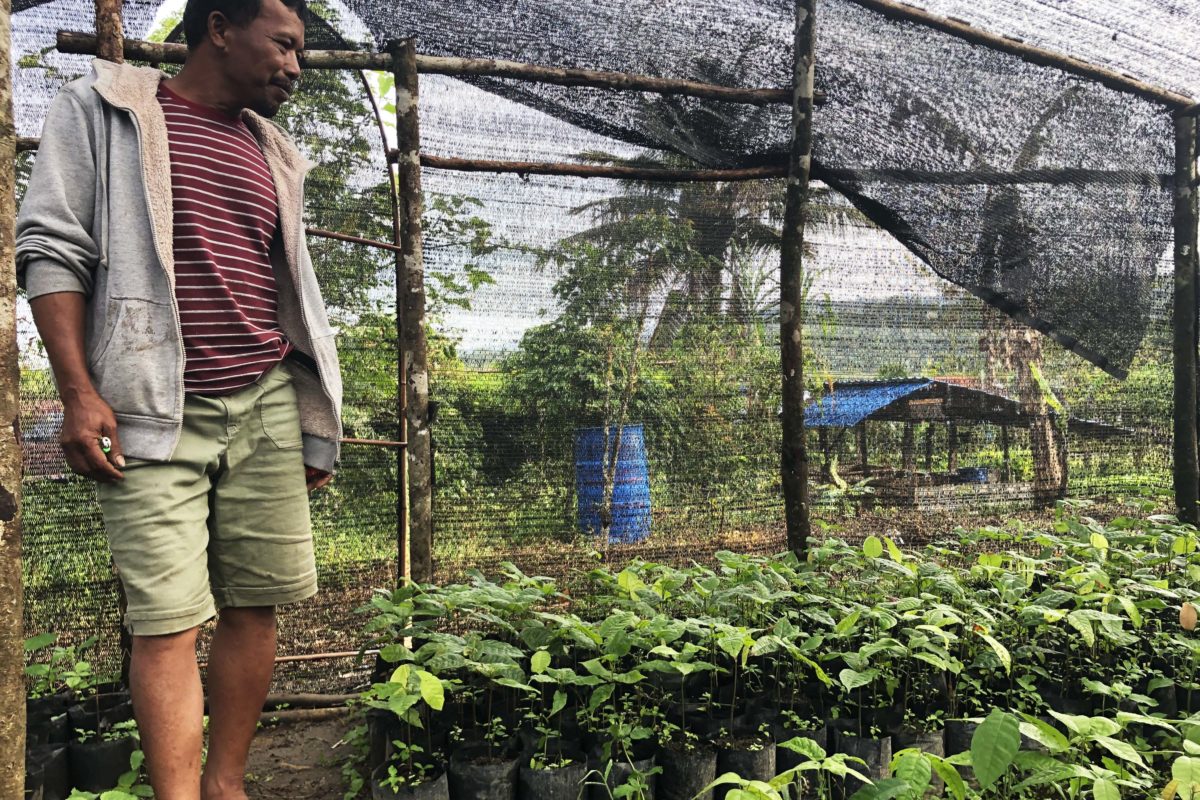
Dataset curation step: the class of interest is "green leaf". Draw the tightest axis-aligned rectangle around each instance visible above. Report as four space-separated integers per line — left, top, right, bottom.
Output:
839 668 879 691
1017 717 1069 754
717 633 747 660
616 568 646 599
892 752 932 800
389 664 412 687
1029 362 1064 414
1066 610 1096 649
1174 757 1200 799
884 536 905 564
863 536 884 559
1116 596 1143 629
1094 736 1143 766
1092 778 1120 800
849 778 910 800
24 632 56 652
977 633 1012 674
778 736 826 760
416 669 444 711
971 708 1020 791
929 757 966 800
588 683 614 712
549 690 567 718
835 609 862 636
531 650 551 674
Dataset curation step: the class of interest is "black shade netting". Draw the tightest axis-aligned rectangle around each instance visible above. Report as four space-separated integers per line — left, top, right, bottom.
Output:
338 0 1177 377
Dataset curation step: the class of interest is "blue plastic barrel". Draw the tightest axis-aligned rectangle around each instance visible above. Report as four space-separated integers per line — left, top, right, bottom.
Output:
958 467 989 484
575 425 651 543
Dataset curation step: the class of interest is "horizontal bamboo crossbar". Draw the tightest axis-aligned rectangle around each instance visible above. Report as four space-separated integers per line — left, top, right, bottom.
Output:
264 692 359 709
55 31 814 106
341 437 407 449
258 706 354 725
418 153 789 181
846 0 1194 110
307 227 404 254
813 164 1174 188
419 153 1173 188
21 133 1172 187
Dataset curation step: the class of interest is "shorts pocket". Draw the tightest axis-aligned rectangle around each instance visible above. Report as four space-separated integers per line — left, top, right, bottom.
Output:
258 371 303 450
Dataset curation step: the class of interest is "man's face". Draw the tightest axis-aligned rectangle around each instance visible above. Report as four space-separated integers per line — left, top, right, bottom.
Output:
213 0 305 117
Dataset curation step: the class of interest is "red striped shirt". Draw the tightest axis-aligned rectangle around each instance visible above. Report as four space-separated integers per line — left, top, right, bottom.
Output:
158 83 290 396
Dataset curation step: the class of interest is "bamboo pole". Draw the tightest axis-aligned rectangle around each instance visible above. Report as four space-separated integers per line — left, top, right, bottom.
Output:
1173 112 1200 524
23 134 1171 188
263 692 358 708
924 424 933 472
394 40 433 584
55 32 814 107
0 1 24 795
308 226 406 255
857 424 869 475
947 423 959 473
341 437 407 448
418 154 790 182
818 427 831 481
902 422 916 473
1001 424 1011 482
258 706 353 725
844 0 1194 111
779 0 816 557
92 0 133 694
200 650 379 669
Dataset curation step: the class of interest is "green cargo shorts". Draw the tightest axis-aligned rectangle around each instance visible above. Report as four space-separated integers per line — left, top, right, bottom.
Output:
97 362 317 636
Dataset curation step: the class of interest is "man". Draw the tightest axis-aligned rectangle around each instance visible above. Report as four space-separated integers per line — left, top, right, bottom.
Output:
16 0 342 797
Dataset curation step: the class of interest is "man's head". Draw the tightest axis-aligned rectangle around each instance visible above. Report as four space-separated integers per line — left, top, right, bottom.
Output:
181 0 307 118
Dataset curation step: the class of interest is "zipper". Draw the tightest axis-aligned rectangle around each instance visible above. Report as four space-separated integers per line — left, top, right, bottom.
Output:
288 168 341 439
107 93 187 454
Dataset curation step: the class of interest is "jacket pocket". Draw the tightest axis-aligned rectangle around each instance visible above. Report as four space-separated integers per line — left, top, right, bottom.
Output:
89 297 180 420
86 298 124 369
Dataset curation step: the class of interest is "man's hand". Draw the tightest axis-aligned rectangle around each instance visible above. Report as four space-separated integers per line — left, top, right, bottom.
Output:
60 388 124 482
305 465 332 493
29 292 124 483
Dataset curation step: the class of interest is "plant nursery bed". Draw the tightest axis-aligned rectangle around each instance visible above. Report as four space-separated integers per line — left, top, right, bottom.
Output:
348 510 1200 800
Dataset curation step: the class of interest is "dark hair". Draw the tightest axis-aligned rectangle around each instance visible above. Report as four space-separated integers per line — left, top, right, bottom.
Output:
183 0 308 49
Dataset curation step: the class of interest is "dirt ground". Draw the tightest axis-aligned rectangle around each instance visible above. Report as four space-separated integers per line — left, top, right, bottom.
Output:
245 716 355 800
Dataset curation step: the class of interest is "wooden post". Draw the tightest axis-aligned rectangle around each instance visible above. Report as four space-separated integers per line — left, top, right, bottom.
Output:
0 0 26 792
95 0 123 63
818 427 831 481
94 0 132 686
923 424 933 472
393 40 433 582
1174 112 1200 525
1001 424 1012 482
779 0 817 557
948 423 959 473
857 423 868 476
902 422 916 474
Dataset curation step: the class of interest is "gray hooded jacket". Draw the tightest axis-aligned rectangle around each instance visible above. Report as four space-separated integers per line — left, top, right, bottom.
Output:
16 59 343 472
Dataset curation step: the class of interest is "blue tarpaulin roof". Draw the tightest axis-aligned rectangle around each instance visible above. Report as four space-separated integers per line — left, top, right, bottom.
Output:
806 380 933 428
805 378 1128 439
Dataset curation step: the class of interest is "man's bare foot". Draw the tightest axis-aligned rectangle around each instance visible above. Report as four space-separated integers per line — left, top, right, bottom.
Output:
200 774 249 800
